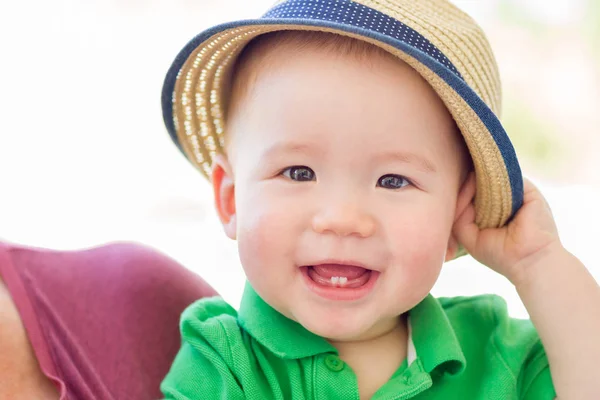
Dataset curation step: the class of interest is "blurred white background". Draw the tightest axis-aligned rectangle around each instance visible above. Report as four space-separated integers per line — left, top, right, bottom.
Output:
0 0 598 317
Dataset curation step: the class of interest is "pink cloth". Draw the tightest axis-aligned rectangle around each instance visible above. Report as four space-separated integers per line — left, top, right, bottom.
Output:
0 241 217 399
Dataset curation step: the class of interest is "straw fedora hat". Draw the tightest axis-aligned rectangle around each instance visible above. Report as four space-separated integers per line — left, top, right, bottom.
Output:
161 0 523 231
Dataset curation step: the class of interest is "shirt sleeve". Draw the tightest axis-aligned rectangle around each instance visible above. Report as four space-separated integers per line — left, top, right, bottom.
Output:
518 340 556 400
160 340 245 400
160 297 247 400
521 365 555 400
482 295 556 400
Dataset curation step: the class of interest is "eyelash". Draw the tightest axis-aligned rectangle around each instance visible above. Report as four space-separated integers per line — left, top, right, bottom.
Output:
280 166 412 189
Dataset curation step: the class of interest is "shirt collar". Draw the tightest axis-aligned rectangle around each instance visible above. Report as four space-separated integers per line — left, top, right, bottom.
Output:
238 282 466 375
409 294 466 376
238 282 337 358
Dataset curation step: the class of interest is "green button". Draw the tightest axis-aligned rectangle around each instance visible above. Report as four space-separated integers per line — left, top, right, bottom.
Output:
324 355 345 372
403 369 412 384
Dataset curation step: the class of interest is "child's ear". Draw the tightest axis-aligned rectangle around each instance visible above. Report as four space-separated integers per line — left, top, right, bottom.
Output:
445 172 476 261
212 154 237 240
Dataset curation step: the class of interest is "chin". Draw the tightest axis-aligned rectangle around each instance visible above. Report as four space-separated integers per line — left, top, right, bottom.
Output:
306 323 365 342
294 309 375 342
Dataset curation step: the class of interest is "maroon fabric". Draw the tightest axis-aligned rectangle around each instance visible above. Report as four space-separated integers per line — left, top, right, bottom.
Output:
0 241 217 400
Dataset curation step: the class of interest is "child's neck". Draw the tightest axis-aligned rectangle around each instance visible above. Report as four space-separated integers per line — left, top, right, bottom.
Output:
328 315 408 400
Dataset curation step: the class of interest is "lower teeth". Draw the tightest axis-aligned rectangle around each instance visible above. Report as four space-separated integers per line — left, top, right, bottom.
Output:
330 276 348 286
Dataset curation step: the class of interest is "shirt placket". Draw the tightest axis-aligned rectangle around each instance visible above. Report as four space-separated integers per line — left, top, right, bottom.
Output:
314 353 360 399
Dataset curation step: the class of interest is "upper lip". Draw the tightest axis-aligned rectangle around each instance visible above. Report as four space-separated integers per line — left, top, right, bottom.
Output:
302 258 377 271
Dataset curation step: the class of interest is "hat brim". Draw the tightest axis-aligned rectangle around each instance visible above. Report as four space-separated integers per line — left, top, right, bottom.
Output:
162 17 523 233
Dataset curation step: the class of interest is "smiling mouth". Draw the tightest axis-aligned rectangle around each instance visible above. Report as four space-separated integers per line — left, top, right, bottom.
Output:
307 264 372 288
300 264 380 301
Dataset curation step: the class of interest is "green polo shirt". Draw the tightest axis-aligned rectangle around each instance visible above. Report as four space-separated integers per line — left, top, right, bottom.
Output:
161 283 555 399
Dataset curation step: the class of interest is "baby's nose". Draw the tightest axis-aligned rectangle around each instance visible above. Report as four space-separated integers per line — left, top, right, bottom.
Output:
311 201 376 238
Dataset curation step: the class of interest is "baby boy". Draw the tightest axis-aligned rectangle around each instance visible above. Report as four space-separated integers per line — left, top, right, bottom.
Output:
159 1 600 399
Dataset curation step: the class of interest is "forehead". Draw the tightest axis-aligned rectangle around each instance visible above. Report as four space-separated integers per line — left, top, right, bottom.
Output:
227 33 460 160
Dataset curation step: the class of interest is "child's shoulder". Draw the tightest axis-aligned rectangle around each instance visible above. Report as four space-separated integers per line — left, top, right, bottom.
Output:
179 297 241 342
437 293 510 315
176 296 253 368
180 296 239 329
436 293 536 335
181 296 238 323
435 294 547 382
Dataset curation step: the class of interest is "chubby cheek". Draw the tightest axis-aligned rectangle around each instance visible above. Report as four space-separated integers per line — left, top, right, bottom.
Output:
385 206 452 300
235 186 303 290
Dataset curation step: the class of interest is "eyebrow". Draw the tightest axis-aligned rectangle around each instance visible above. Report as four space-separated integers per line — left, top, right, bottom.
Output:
375 150 437 173
262 142 322 159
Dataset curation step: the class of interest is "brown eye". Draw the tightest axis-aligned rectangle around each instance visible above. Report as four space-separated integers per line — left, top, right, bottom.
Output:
283 166 315 182
378 174 410 189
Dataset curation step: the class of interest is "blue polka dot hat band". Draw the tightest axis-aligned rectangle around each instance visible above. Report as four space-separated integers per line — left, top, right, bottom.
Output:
263 0 462 79
161 0 524 233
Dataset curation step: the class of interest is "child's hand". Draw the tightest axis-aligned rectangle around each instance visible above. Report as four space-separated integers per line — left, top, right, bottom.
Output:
453 173 562 285
455 174 600 398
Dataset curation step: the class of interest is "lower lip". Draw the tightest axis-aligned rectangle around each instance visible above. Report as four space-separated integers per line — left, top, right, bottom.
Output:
300 266 380 301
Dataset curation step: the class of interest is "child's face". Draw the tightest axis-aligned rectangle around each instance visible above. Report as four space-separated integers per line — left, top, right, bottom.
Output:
214 41 469 342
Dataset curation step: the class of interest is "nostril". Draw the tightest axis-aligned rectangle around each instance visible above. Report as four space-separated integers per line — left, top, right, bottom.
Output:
311 210 375 238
